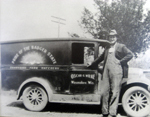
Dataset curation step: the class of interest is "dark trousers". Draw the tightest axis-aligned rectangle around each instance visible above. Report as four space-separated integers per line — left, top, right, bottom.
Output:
121 64 128 78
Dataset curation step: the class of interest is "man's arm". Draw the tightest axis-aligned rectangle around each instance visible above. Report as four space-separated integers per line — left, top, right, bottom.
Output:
120 45 133 64
88 50 105 69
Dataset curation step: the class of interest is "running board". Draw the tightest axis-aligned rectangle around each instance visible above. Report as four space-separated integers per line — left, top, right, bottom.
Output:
50 94 101 105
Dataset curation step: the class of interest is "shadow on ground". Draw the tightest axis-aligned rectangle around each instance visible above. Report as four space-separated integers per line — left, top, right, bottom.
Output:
7 101 127 116
46 103 127 116
7 101 25 109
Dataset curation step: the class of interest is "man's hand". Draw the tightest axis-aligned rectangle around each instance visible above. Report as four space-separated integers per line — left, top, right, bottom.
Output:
87 63 92 68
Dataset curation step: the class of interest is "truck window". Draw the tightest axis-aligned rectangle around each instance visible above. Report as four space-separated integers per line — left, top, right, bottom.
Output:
72 43 94 64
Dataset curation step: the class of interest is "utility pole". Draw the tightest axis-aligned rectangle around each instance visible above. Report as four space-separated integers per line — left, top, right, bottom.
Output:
51 16 66 38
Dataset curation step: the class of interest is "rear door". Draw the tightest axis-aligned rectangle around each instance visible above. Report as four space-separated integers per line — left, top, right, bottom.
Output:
69 42 98 94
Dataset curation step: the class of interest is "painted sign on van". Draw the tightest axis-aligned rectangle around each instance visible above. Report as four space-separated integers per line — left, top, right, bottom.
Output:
11 45 57 65
70 72 96 93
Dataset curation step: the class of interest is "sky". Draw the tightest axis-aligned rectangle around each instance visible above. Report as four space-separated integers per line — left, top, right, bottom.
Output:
0 0 96 41
0 0 150 41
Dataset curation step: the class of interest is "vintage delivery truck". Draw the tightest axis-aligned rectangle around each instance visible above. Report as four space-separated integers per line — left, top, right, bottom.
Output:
1 38 150 117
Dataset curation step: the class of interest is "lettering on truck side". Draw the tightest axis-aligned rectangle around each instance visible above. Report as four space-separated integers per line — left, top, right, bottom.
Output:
71 74 95 79
11 45 57 64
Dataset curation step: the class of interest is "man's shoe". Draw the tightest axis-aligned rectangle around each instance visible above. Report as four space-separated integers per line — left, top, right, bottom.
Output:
108 115 116 117
102 114 109 117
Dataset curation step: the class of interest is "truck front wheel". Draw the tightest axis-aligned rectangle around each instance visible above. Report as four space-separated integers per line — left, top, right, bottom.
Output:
23 85 48 111
122 86 150 117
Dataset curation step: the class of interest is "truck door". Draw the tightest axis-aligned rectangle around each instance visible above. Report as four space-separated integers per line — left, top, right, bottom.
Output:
69 42 98 94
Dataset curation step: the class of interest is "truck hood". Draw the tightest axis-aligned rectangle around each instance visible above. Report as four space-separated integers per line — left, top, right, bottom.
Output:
127 68 150 86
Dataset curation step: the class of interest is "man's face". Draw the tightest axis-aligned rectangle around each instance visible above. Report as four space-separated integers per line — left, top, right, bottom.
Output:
108 35 117 44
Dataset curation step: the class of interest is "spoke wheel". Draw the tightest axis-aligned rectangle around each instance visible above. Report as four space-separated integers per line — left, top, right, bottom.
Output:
23 85 48 111
122 86 150 117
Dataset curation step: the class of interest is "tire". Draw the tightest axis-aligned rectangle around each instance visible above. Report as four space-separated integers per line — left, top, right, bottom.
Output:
122 86 150 117
23 85 48 111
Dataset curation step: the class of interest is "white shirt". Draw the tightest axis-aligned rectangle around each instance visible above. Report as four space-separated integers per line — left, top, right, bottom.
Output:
109 43 117 53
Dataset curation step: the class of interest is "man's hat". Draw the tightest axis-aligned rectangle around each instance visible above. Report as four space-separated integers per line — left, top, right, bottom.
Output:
109 30 118 36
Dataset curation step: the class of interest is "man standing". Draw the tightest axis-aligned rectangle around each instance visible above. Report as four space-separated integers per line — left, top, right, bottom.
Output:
88 30 133 117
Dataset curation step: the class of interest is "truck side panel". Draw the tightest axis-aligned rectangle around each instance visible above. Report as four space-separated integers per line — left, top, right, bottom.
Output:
1 69 70 92
1 41 70 92
1 41 70 65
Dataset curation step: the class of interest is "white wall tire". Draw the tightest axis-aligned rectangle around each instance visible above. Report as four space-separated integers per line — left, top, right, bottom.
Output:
122 86 150 117
23 85 48 111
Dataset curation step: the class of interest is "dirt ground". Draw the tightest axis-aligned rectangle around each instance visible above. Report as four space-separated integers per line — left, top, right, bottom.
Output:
0 89 128 117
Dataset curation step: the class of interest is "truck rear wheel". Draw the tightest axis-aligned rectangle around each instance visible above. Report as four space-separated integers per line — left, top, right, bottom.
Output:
122 86 150 117
23 85 48 111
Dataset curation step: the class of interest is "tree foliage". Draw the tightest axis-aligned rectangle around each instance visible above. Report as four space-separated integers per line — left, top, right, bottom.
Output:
80 0 150 54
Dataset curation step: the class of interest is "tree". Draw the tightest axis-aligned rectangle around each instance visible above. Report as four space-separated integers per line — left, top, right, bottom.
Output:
79 0 150 55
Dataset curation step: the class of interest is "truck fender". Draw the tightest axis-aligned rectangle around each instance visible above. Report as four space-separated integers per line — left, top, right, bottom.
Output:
127 76 150 87
120 82 150 103
17 77 54 102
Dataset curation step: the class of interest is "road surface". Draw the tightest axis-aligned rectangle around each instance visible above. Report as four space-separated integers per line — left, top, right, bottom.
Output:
0 90 127 117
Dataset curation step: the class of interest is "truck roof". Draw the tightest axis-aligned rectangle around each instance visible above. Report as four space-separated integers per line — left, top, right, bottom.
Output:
0 37 110 44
